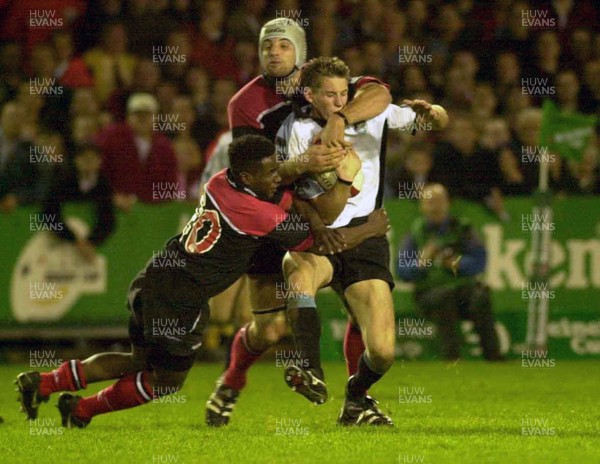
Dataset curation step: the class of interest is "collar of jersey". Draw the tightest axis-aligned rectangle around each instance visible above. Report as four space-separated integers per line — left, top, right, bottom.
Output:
225 169 284 204
226 169 259 198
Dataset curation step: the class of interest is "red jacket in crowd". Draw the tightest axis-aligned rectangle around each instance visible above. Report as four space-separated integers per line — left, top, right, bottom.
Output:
96 122 177 203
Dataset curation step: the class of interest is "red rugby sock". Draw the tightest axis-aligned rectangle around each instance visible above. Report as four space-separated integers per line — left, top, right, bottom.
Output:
223 324 263 390
74 371 154 421
344 322 365 376
39 360 87 397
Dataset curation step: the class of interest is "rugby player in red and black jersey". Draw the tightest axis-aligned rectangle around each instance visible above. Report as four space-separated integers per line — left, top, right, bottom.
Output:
206 18 393 426
14 135 389 428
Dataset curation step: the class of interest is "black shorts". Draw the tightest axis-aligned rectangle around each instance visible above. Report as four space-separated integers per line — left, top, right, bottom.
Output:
127 268 210 372
325 223 394 292
247 242 286 276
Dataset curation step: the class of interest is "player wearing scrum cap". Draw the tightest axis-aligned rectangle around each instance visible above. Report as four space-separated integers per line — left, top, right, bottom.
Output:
278 57 448 425
205 18 392 427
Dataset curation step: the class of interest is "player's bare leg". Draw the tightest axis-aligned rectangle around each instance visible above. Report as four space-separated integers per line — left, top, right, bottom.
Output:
16 344 148 419
338 279 394 426
282 251 333 404
206 273 287 426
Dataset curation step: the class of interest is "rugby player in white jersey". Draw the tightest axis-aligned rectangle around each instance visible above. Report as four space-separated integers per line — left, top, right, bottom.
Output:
277 57 448 425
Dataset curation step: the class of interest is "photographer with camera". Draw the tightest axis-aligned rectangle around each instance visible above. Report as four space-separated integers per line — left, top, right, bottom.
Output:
397 183 503 361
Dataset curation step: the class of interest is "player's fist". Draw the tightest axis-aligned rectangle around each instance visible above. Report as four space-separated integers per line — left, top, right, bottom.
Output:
335 147 361 183
367 208 390 237
303 144 345 174
402 99 449 131
430 104 449 130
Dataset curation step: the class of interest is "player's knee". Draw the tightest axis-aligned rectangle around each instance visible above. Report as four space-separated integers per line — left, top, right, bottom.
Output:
250 316 286 347
367 342 395 372
257 318 286 345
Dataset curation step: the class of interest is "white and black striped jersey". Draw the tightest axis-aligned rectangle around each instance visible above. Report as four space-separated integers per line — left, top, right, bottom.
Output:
276 104 416 228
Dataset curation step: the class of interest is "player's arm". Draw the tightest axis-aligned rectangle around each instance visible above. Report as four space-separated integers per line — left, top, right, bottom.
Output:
308 208 390 254
306 146 361 225
278 144 346 184
320 78 392 147
401 99 449 131
292 197 346 254
267 204 389 255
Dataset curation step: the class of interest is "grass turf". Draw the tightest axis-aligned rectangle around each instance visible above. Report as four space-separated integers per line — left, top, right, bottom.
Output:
0 360 598 464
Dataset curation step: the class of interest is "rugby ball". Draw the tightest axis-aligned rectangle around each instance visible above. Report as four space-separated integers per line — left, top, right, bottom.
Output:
313 169 364 197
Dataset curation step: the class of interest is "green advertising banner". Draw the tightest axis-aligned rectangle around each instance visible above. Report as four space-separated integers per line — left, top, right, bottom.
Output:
1 198 599 359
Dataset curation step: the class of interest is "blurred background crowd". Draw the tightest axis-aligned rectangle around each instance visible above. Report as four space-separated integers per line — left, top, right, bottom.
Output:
1 0 599 221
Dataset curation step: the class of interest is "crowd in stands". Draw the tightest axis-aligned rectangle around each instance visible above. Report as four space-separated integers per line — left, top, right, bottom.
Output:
1 0 599 220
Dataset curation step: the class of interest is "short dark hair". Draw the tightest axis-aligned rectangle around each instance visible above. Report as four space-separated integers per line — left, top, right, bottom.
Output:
228 135 275 178
300 56 350 91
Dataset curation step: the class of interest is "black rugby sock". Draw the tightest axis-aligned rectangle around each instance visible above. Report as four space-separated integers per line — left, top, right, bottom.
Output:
347 352 384 400
287 297 323 380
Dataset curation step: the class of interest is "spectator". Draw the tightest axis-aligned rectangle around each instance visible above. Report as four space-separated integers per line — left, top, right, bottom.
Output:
341 46 366 77
29 42 73 136
580 60 600 118
70 115 100 148
510 106 575 194
555 70 581 113
232 39 260 86
190 0 237 79
405 0 430 42
543 0 599 45
106 58 161 121
524 31 561 105
41 143 115 263
562 138 600 194
70 88 101 119
442 66 475 112
97 93 177 210
397 183 503 361
123 0 172 57
15 82 45 140
75 0 124 52
0 42 25 105
0 101 36 212
495 0 533 63
161 30 193 84
173 136 203 202
51 30 94 89
196 79 237 152
387 143 434 200
494 51 522 109
430 116 504 213
471 83 499 129
84 21 137 103
567 28 594 75
167 95 202 142
308 0 344 57
400 66 429 98
362 39 386 79
184 66 211 116
430 4 473 57
155 80 180 115
227 0 267 42
351 0 387 42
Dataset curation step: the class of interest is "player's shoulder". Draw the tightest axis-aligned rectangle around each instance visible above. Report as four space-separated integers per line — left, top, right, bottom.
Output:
206 170 292 237
290 106 320 131
229 76 278 111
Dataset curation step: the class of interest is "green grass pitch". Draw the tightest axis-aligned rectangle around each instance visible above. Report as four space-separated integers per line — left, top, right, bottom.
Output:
1 360 598 463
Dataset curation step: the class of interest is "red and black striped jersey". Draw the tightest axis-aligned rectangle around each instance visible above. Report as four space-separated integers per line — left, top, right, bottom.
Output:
159 169 313 298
